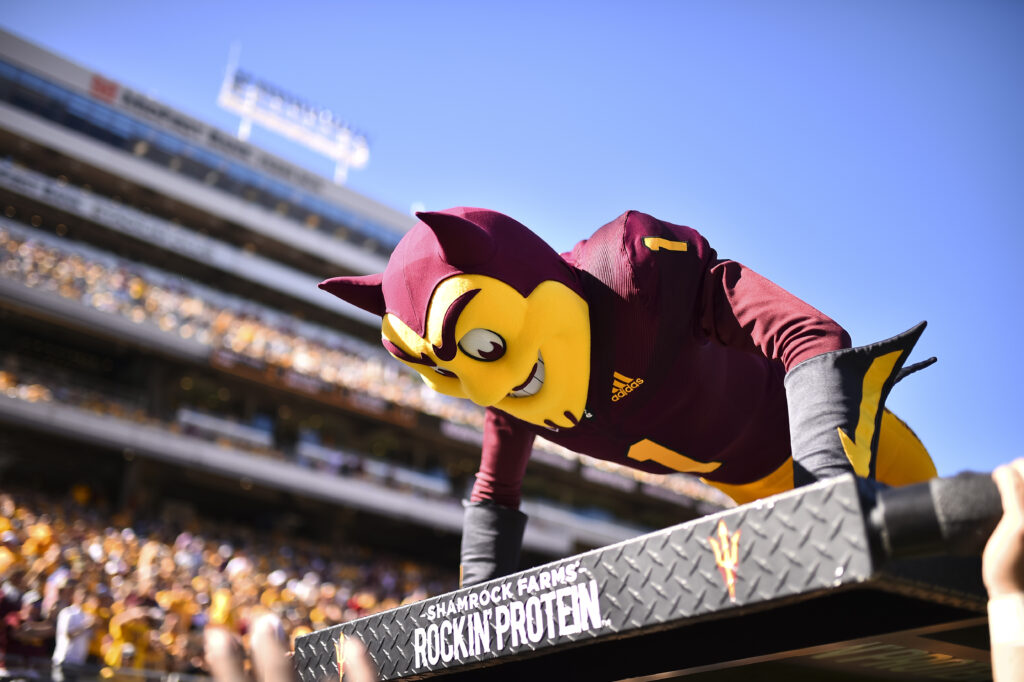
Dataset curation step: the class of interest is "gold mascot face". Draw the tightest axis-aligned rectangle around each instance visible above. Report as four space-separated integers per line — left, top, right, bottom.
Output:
381 274 590 429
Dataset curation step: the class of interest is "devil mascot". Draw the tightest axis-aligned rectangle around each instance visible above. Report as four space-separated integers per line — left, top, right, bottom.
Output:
320 208 937 586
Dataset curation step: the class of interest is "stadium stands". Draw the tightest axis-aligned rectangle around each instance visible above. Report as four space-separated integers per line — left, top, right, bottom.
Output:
0 27 730 680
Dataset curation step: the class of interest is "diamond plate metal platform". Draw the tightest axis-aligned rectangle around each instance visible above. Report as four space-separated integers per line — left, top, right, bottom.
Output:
295 475 989 681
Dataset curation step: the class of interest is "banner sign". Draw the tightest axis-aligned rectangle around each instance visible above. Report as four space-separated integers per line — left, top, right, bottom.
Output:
296 476 885 680
218 67 369 180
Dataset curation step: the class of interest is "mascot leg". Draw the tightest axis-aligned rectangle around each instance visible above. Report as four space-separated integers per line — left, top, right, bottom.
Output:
703 408 937 507
874 409 937 486
702 459 794 506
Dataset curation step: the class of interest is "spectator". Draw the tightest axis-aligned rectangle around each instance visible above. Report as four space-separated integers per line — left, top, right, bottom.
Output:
0 577 21 674
4 591 55 670
204 613 379 682
51 583 94 681
0 531 19 577
984 458 1024 682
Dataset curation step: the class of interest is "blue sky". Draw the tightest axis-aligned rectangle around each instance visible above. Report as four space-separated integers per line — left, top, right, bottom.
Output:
3 1 1022 477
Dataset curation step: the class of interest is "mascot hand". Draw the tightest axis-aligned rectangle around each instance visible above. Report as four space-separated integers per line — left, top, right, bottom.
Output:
460 500 527 587
783 322 933 487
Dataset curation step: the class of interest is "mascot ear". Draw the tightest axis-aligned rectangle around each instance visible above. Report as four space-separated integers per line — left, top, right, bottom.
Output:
318 273 386 317
416 211 495 268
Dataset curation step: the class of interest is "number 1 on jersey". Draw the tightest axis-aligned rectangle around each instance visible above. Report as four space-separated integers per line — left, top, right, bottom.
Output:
642 237 689 252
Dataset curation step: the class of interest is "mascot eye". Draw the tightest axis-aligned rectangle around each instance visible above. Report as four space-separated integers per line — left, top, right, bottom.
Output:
434 367 458 378
458 329 506 361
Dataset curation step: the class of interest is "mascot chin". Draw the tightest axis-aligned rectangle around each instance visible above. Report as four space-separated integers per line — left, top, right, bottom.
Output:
321 207 937 586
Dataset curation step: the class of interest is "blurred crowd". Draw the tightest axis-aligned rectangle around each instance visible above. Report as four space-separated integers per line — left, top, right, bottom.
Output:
0 486 453 679
0 223 480 429
0 222 731 508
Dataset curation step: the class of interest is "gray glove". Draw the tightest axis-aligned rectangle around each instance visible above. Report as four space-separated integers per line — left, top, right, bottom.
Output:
459 500 528 587
784 321 935 488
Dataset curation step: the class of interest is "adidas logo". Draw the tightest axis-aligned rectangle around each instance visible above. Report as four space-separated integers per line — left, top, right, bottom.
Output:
611 372 644 402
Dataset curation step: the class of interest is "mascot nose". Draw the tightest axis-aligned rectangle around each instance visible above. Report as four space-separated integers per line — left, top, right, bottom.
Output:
461 378 508 408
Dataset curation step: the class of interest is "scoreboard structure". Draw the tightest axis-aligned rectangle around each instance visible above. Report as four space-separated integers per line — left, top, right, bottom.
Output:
296 475 991 681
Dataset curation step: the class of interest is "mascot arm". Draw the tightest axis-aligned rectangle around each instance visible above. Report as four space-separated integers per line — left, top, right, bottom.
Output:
783 322 931 488
701 259 851 372
460 500 528 587
701 259 929 488
461 409 534 586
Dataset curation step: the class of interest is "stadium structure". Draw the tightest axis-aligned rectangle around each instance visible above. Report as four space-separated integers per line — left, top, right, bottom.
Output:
0 28 728 571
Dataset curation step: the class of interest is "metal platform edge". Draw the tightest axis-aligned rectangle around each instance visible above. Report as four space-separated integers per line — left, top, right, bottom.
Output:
296 475 889 681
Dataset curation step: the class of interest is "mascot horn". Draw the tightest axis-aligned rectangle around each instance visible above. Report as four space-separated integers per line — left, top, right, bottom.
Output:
318 208 582 335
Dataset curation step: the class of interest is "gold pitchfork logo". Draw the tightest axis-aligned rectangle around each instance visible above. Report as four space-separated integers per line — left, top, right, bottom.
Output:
707 519 742 602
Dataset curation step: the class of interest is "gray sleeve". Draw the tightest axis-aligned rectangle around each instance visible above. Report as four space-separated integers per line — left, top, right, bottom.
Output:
459 500 528 587
784 322 931 487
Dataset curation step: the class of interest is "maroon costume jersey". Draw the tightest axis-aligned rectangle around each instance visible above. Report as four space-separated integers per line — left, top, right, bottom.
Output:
471 211 851 508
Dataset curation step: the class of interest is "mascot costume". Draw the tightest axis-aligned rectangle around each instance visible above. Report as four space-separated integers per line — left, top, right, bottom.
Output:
320 208 937 586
